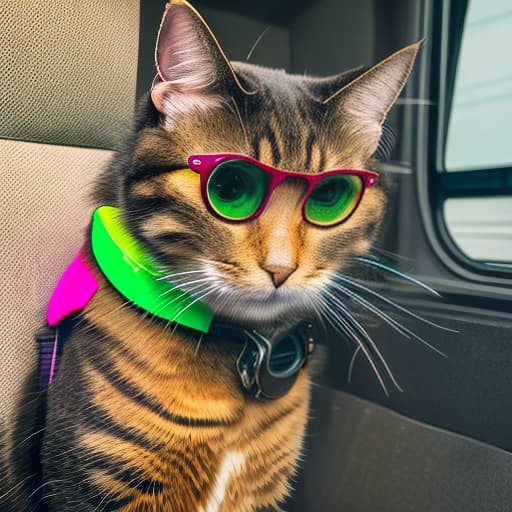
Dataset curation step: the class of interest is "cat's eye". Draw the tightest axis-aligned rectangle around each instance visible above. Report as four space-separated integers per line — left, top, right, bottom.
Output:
304 175 363 226
207 160 269 220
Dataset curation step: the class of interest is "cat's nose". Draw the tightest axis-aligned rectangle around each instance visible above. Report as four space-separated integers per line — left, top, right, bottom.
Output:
262 263 297 288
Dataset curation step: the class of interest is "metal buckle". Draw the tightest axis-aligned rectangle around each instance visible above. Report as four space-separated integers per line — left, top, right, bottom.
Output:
236 322 314 400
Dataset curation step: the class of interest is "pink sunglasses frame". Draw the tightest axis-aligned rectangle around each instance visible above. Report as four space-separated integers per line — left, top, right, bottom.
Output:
187 153 379 226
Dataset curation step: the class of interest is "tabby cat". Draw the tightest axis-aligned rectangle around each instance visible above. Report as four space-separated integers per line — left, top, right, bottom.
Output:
12 1 421 510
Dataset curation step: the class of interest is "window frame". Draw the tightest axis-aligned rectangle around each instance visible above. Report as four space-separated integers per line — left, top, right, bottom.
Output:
416 0 512 286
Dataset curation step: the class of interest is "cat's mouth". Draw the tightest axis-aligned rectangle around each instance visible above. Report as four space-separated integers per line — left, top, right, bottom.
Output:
162 259 328 325
198 276 322 326
205 285 318 325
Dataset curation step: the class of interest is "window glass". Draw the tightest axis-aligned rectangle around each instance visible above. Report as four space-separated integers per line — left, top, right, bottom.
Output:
444 196 512 263
445 0 512 171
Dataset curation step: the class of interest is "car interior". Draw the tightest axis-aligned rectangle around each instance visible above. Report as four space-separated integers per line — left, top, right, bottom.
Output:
1 0 511 510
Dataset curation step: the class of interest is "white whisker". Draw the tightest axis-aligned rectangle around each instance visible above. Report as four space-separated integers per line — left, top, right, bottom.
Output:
194 332 205 356
323 290 403 392
172 286 218 323
333 273 456 333
156 269 205 281
329 281 446 358
354 257 441 297
317 295 390 396
246 26 271 61
348 346 361 383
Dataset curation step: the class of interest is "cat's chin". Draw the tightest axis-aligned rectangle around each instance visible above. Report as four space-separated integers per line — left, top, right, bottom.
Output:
204 287 318 327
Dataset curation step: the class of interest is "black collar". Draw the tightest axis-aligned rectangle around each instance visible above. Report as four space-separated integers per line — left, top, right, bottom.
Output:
37 315 315 401
174 320 315 400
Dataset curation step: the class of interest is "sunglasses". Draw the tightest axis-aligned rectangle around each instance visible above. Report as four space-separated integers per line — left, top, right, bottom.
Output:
188 153 379 227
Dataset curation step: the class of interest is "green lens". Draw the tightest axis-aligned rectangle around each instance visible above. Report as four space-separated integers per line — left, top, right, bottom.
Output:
207 160 268 220
305 175 363 226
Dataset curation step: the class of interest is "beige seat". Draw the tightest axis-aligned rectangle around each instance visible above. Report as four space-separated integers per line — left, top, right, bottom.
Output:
0 0 140 477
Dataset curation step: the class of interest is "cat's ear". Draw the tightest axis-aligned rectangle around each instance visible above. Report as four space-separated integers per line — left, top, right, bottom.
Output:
151 0 251 125
308 66 366 101
323 41 423 158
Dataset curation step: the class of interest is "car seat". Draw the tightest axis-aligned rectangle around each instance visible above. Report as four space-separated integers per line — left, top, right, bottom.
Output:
0 0 141 491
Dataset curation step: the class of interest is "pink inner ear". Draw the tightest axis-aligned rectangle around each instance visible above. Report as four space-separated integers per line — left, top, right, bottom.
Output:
156 4 185 82
47 249 98 326
155 4 217 92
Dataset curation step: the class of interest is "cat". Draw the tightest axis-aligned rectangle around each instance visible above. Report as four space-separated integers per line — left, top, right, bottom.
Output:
5 0 421 510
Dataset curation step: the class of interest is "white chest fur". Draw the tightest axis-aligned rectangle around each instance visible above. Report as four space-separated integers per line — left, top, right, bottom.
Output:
200 451 246 512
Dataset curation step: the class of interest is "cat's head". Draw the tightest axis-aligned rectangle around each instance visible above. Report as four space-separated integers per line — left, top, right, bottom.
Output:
107 0 420 327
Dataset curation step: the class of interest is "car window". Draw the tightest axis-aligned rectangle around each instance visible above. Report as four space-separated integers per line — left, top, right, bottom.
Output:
441 0 512 266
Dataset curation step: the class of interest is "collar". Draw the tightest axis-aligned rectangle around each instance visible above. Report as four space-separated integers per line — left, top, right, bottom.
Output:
47 206 213 331
43 206 314 399
93 205 214 332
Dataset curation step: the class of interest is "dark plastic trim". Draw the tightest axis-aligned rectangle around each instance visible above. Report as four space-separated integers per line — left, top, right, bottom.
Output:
439 168 512 197
291 386 512 512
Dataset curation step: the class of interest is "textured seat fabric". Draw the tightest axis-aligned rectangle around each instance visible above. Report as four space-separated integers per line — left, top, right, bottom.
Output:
0 0 139 149
0 140 112 424
0 0 140 465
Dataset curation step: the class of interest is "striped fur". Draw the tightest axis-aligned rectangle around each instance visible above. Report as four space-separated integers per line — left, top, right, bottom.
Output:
3 1 421 510
39 252 309 510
